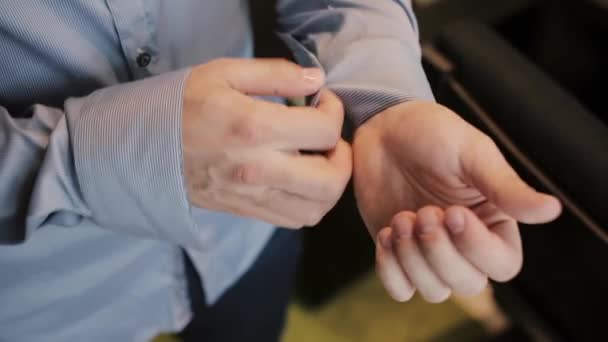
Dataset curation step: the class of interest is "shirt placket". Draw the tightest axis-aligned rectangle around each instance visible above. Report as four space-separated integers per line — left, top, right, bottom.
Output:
104 0 159 80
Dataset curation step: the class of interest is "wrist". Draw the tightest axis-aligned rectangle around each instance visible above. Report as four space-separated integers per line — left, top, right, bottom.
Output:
354 100 414 141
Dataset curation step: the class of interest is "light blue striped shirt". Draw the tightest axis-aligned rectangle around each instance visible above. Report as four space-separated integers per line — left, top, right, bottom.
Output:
0 1 433 340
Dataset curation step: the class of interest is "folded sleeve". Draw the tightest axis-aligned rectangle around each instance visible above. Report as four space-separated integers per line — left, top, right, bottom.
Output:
1 69 201 247
276 0 435 127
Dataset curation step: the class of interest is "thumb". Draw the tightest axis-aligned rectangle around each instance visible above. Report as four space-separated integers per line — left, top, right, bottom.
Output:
463 137 562 224
211 58 324 98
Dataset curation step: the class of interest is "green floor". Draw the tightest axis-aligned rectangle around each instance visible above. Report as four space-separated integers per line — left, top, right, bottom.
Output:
156 271 489 342
283 273 486 342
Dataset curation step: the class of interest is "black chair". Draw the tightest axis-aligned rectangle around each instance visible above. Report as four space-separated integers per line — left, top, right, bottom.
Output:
426 20 608 341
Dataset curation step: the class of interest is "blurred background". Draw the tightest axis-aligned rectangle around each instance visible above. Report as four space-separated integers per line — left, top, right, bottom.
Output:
162 0 608 340
283 0 608 340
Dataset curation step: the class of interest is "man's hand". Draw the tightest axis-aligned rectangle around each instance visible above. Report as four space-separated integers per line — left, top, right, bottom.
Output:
183 58 352 229
353 100 561 302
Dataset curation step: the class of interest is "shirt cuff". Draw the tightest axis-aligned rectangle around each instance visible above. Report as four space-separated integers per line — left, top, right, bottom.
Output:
324 37 436 127
65 69 197 245
330 86 420 127
279 32 434 128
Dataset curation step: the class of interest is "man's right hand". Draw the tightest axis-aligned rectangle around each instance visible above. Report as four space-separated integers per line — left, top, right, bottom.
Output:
182 58 351 228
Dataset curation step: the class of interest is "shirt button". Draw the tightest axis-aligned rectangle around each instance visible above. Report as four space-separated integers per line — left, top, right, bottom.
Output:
136 51 152 67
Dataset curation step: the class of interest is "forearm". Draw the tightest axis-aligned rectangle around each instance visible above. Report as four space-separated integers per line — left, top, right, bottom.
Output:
1 70 201 247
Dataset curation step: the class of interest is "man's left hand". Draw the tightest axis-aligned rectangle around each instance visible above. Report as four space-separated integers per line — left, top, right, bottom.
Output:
352 100 562 303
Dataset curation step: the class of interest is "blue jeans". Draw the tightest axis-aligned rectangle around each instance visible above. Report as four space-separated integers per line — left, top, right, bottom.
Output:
179 229 302 342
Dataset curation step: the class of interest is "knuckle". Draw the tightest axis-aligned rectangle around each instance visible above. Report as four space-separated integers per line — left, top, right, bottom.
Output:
230 163 259 185
202 89 231 112
230 115 261 144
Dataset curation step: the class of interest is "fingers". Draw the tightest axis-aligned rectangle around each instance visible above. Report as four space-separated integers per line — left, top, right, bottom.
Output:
463 137 562 224
188 59 341 151
198 186 330 229
375 227 416 302
390 211 452 303
240 188 334 228
227 90 343 151
320 138 353 195
445 205 523 282
266 89 344 151
201 192 304 229
414 207 488 296
226 139 352 201
211 58 325 97
315 88 345 128
378 206 519 303
184 58 346 227
207 139 351 226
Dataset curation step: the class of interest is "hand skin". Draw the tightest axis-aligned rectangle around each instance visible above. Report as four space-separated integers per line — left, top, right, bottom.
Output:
182 58 352 229
353 100 562 303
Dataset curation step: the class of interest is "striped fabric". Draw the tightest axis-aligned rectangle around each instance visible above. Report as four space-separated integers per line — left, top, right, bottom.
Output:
67 70 195 244
333 87 420 127
0 0 432 340
278 0 435 126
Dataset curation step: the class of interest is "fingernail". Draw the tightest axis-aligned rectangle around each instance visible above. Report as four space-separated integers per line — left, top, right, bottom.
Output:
302 67 324 82
379 230 393 249
446 209 466 235
417 209 440 236
393 219 412 240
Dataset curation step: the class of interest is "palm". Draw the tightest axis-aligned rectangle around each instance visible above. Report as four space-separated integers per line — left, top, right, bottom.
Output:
352 101 561 302
353 101 494 235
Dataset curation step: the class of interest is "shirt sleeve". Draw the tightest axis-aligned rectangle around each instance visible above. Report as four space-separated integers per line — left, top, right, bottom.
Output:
1 69 200 247
276 0 435 127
